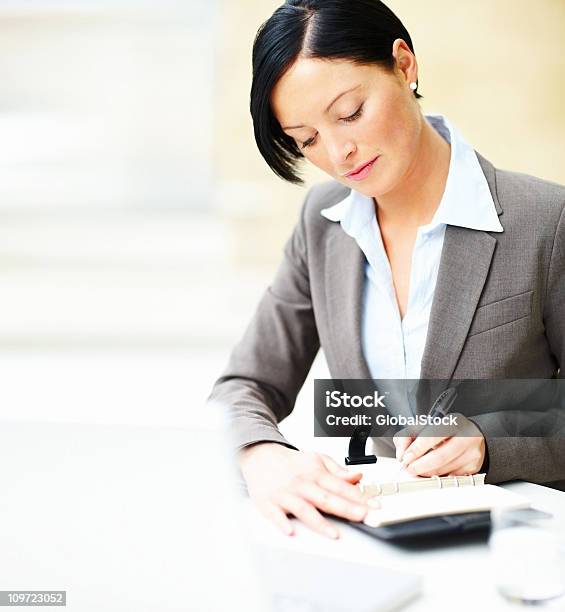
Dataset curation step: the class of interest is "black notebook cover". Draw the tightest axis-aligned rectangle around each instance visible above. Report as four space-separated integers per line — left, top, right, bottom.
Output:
345 511 492 541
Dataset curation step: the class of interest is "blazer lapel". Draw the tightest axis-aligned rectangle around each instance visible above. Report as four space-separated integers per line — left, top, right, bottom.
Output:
419 226 497 380
325 227 372 379
420 151 502 380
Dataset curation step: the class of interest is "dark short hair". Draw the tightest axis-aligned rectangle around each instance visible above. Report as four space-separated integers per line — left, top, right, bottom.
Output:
250 0 422 185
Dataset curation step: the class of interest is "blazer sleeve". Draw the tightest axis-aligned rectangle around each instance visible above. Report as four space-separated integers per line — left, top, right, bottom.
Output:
471 198 565 484
207 187 320 452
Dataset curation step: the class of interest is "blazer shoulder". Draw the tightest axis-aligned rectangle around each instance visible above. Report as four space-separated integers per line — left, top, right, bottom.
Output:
494 165 565 220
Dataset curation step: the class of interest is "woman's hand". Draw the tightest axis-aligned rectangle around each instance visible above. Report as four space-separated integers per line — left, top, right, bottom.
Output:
239 442 374 539
393 414 486 477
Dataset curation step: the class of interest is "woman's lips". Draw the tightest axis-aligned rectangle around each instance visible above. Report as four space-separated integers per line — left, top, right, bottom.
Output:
345 156 380 181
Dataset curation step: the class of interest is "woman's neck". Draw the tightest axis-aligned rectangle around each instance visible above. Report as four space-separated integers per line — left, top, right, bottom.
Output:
375 118 451 230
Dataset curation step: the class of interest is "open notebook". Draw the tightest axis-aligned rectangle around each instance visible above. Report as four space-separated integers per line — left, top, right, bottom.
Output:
354 458 531 528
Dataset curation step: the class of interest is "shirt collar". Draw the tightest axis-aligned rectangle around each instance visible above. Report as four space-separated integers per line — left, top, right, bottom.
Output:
320 113 503 235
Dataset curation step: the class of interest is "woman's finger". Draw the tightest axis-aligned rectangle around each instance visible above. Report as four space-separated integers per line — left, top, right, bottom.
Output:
405 437 466 476
259 500 295 536
277 492 340 539
437 441 485 476
315 471 366 504
319 454 363 482
402 435 451 467
295 480 368 522
436 455 476 477
393 434 413 460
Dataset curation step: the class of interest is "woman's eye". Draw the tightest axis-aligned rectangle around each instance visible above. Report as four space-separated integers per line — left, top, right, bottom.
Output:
300 104 364 149
301 135 316 149
341 104 364 123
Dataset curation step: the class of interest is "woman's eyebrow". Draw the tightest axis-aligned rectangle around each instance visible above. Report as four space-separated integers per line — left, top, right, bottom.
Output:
282 84 361 130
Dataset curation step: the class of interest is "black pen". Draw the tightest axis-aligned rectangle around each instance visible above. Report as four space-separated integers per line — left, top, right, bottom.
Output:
427 387 458 418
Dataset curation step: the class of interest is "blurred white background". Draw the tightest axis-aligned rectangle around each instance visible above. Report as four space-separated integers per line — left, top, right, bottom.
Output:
0 1 223 428
0 1 563 455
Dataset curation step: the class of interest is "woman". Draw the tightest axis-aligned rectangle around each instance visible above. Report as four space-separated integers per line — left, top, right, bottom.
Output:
208 0 565 538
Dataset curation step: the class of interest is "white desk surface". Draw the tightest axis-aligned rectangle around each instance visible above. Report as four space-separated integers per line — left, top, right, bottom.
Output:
245 481 565 611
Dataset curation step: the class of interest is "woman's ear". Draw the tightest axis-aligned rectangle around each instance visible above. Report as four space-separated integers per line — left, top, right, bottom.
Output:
391 38 418 85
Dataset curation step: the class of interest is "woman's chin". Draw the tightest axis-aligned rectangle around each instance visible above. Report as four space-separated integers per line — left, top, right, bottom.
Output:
351 177 393 199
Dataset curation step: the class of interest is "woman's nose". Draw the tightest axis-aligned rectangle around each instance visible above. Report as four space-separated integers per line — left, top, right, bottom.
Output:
327 137 356 168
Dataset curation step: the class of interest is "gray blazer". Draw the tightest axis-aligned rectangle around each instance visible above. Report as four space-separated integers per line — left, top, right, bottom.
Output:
208 152 565 485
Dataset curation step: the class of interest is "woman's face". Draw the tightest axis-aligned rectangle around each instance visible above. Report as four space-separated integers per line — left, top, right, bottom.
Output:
270 53 423 198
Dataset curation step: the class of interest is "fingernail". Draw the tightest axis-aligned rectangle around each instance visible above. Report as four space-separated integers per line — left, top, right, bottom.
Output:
337 469 350 477
402 451 414 465
368 497 381 509
326 526 339 539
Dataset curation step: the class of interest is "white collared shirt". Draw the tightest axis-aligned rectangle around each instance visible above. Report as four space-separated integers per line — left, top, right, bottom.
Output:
320 114 503 380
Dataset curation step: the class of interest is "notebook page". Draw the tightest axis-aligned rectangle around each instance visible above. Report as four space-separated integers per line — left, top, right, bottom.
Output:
351 457 422 486
363 484 531 527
